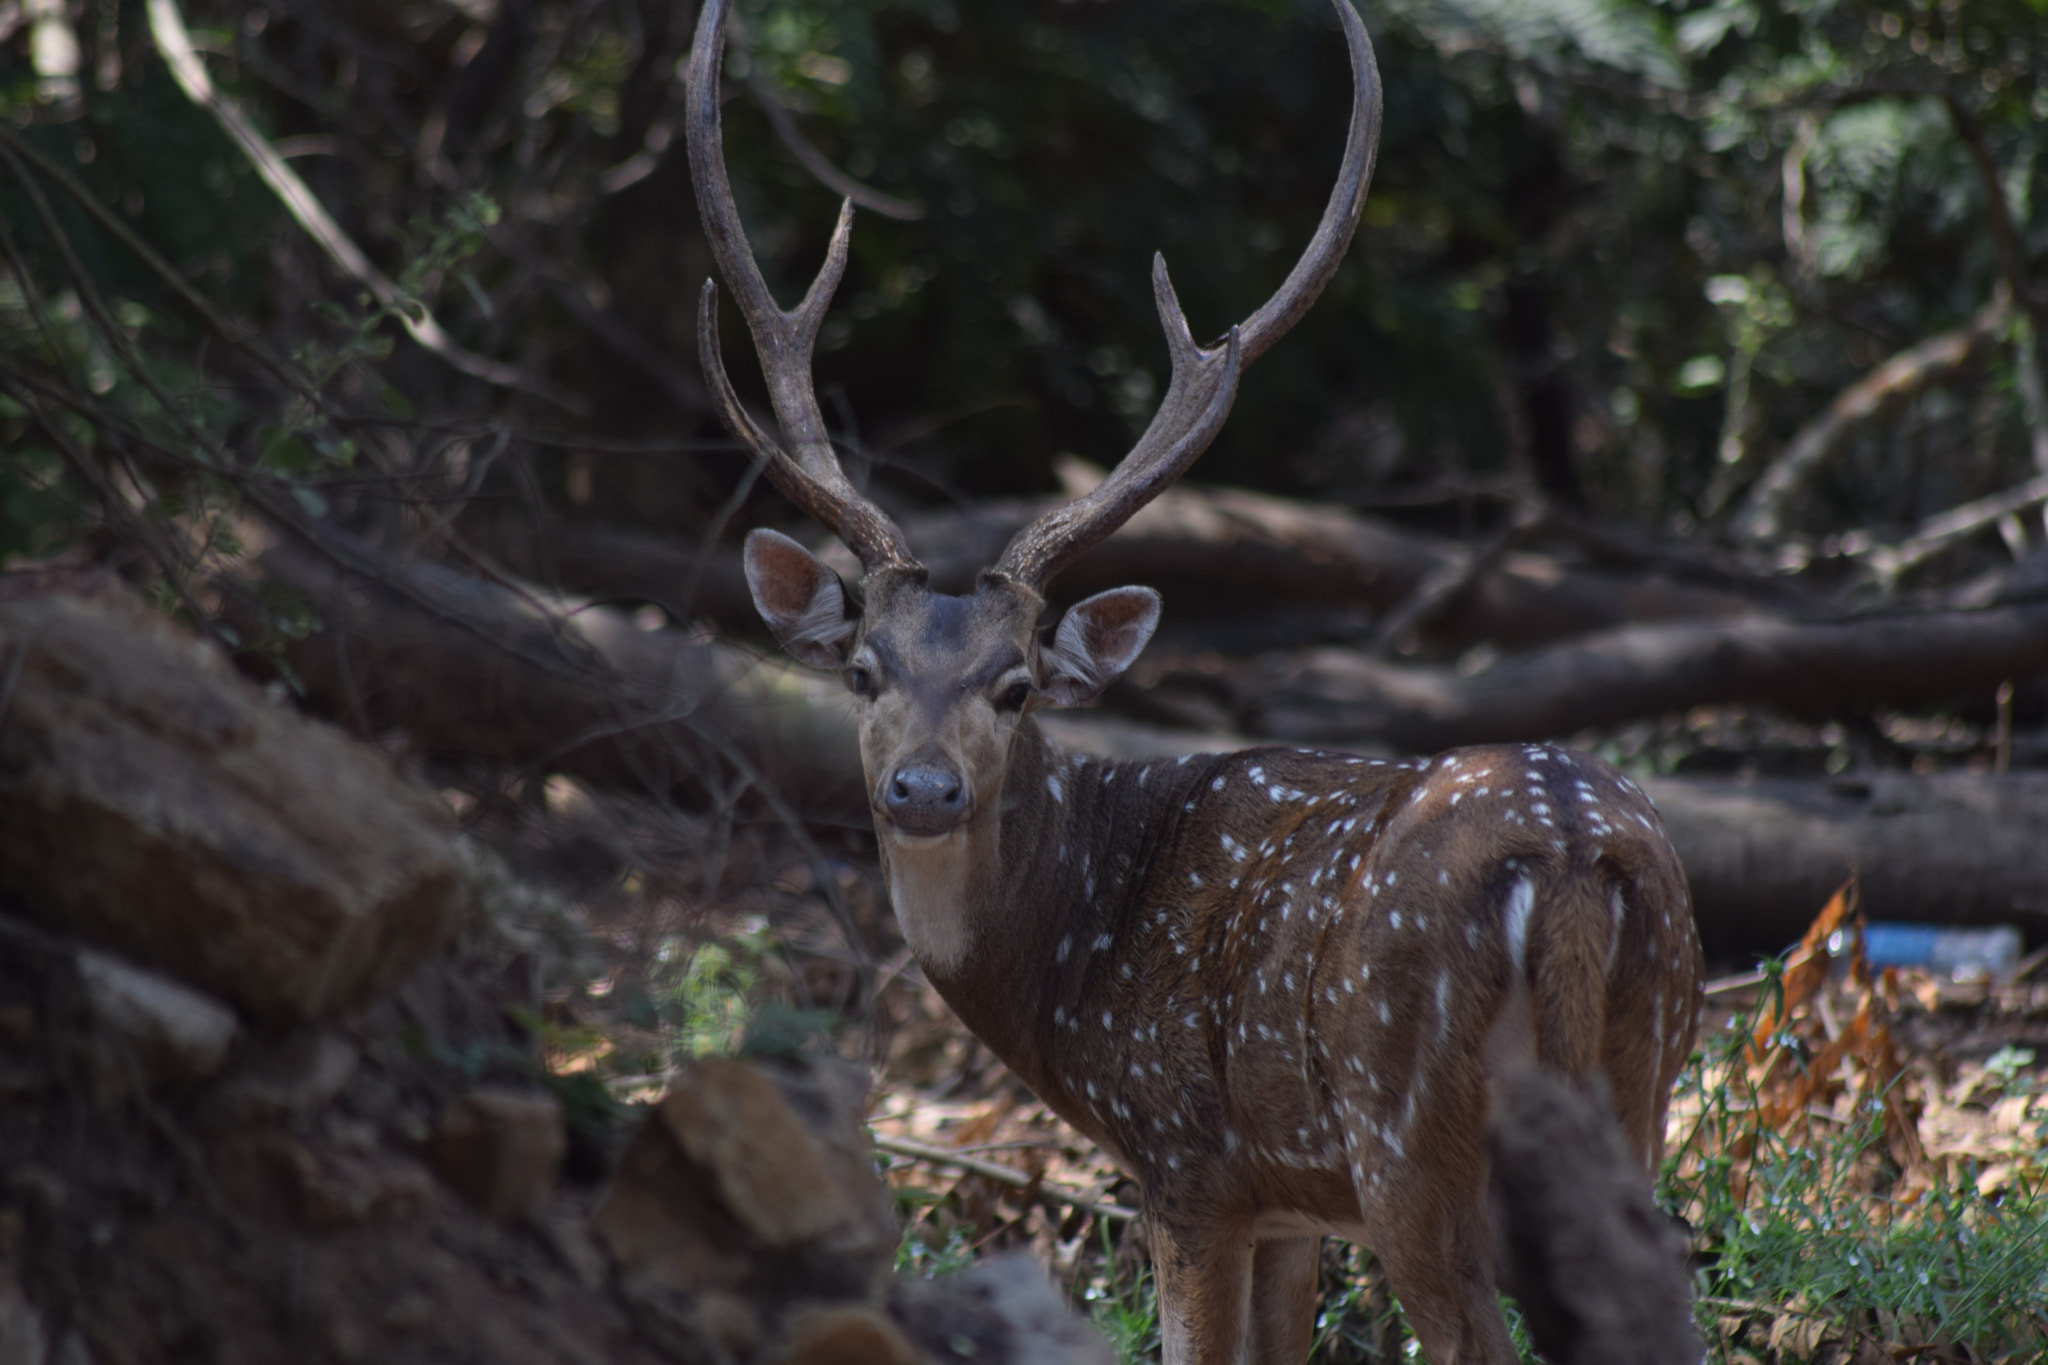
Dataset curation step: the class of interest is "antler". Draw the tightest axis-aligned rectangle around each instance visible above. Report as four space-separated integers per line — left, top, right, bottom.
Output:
685 0 916 573
991 0 1382 590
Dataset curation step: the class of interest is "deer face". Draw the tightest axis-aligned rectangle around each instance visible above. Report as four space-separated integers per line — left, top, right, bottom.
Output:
744 529 1160 842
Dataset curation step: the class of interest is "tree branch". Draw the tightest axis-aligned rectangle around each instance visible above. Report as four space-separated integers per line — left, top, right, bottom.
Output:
144 0 577 410
1731 296 2009 545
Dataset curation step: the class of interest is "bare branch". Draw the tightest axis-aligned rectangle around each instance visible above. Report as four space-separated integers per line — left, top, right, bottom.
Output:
144 0 576 410
1731 296 2009 545
1837 471 2048 584
872 1133 1134 1224
742 65 925 223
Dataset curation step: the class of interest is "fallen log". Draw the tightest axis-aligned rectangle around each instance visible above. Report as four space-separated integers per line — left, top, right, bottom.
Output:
1233 602 2048 753
1641 771 2048 954
229 541 2048 956
236 529 865 820
458 479 1784 658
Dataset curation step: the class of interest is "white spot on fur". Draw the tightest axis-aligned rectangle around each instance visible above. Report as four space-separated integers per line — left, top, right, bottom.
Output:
1504 876 1536 972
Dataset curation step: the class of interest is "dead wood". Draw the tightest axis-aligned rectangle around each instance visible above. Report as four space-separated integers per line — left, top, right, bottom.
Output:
1732 296 2010 545
1640 771 2048 953
1230 601 2048 753
240 531 865 819
464 480 1788 658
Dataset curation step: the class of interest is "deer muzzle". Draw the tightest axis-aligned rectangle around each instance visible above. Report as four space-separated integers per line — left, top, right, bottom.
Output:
883 758 970 836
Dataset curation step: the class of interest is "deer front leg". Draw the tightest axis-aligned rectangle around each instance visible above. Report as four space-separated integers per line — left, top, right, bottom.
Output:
1249 1237 1321 1365
1150 1214 1252 1365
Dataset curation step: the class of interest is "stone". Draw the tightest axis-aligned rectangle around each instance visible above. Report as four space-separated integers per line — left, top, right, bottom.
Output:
0 585 472 1025
74 948 239 1086
775 1305 923 1365
430 1086 567 1220
1488 1068 1700 1365
595 1055 895 1305
0 1270 46 1365
198 1029 359 1126
893 1255 1116 1365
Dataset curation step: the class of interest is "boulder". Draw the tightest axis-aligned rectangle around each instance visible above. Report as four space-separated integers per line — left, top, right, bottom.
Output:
0 584 471 1025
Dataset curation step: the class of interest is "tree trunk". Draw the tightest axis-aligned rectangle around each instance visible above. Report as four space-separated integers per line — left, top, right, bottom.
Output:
457 482 1784 658
240 534 866 820
1232 603 2048 751
1642 772 2048 954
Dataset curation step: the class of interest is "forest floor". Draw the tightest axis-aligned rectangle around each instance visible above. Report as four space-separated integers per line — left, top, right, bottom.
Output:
475 734 2048 1365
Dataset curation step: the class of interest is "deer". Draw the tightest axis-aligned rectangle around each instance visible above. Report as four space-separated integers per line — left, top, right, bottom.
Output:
684 1 1705 1361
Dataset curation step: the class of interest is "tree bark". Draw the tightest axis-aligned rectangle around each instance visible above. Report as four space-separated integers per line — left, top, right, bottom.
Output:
225 543 2048 953
1231 602 2048 752
240 532 866 820
462 481 1787 658
1641 772 2048 953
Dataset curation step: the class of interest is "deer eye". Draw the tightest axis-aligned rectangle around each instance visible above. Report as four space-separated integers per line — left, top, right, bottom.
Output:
845 665 877 698
996 680 1032 712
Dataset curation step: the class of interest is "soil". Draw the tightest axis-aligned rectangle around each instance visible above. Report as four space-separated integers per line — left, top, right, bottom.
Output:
4 759 2043 1365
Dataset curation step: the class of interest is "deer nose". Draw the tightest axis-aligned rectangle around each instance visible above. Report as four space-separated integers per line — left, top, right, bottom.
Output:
885 761 967 835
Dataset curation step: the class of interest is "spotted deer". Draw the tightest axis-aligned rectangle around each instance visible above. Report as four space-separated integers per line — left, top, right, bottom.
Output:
686 1 1704 1361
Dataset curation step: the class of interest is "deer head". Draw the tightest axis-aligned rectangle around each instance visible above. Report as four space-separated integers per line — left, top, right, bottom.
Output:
688 0 1380 863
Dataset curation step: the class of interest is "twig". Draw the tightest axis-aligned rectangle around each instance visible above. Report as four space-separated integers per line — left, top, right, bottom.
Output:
873 1132 1135 1223
0 124 312 400
740 66 925 222
1368 499 1547 656
1704 969 1768 998
1836 471 2048 584
143 0 576 410
1732 296 2009 545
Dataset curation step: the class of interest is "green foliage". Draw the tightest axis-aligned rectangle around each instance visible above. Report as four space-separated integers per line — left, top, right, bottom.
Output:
1078 1225 1163 1365
694 0 2045 531
652 918 776 1060
892 1216 978 1278
6 0 2041 568
1662 983 2048 1359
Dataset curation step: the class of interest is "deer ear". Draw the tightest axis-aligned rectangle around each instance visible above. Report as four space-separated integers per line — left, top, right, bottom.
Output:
744 529 857 669
1041 586 1161 706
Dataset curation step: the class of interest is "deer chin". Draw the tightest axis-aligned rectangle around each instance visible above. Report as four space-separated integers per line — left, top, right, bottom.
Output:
880 821 984 976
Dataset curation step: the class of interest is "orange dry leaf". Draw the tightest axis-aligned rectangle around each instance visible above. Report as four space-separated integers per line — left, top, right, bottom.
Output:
1733 878 1926 1190
1748 878 1856 1068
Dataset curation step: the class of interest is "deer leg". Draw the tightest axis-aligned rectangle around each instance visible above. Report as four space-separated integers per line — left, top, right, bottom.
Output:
1248 1236 1321 1365
1373 1198 1517 1365
1150 1215 1252 1365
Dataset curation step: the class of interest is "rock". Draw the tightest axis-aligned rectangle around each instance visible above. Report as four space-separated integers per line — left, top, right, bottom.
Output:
775 1305 923 1365
0 1270 46 1365
0 585 471 1025
198 1029 360 1126
430 1086 567 1220
255 1133 437 1229
595 1055 895 1306
893 1256 1116 1365
74 948 240 1087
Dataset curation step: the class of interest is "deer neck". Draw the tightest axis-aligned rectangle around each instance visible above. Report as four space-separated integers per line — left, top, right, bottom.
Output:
877 720 1190 1087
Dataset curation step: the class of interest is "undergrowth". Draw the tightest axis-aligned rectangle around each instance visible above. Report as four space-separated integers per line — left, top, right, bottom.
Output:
1668 956 2048 1363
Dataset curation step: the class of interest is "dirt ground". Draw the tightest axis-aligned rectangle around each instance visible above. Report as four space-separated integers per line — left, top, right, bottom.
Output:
4 749 2044 1365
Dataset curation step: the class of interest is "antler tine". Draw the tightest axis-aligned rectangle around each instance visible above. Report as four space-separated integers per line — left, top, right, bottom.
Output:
992 0 1382 590
685 0 916 573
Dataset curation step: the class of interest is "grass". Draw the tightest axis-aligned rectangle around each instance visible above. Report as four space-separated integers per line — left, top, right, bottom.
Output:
884 942 2048 1364
1667 953 2048 1363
